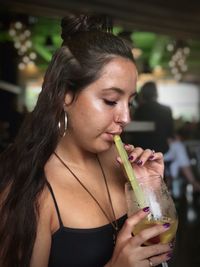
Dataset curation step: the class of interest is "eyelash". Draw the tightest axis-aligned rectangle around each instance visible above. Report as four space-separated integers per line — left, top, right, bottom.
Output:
104 99 133 108
104 99 117 106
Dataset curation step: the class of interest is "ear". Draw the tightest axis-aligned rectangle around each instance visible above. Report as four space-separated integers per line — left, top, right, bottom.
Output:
64 91 74 107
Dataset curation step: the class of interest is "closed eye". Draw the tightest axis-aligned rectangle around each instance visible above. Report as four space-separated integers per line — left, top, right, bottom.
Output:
103 99 117 106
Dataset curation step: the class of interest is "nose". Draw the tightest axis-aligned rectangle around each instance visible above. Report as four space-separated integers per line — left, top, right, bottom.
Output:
115 105 131 127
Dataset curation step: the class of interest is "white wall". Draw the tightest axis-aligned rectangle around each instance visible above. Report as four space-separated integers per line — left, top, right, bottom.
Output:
157 81 200 121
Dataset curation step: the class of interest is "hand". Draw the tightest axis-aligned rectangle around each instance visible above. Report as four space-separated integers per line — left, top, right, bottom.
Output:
119 144 164 179
106 209 172 267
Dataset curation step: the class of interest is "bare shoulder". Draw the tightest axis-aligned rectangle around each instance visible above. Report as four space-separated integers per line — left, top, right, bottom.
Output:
37 185 54 226
30 186 54 267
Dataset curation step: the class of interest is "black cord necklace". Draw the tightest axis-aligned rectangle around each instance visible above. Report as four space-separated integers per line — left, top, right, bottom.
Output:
54 152 119 245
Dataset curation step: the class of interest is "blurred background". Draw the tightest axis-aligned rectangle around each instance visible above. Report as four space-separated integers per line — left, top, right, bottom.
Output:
0 1 200 266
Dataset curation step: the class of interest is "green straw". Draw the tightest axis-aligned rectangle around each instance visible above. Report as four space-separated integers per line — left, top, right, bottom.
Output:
114 135 146 208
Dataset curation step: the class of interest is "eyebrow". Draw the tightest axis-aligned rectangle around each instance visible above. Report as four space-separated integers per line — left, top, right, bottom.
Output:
102 87 137 97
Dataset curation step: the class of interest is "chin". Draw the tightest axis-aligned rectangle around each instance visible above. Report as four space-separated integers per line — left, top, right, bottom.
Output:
97 140 113 153
88 137 113 153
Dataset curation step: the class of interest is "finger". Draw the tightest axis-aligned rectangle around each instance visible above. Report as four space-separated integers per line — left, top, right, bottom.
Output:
115 143 135 164
149 152 163 163
127 147 144 163
131 149 153 166
140 242 172 261
117 146 144 163
135 150 164 167
124 143 135 152
131 222 171 247
117 208 150 244
148 251 172 266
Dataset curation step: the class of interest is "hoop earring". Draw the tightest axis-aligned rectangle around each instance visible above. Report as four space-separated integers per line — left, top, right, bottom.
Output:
58 110 68 137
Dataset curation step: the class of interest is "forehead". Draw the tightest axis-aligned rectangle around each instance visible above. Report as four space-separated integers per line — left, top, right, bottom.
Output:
71 57 137 103
95 57 137 92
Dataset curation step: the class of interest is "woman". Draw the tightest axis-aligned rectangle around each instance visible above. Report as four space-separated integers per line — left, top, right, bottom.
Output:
0 14 172 267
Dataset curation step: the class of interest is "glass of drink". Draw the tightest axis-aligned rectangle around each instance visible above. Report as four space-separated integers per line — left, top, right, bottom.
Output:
125 175 178 266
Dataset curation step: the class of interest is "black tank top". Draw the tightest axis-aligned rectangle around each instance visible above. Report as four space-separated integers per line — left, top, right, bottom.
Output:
46 182 127 267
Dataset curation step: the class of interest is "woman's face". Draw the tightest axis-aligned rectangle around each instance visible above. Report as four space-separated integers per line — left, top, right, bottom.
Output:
65 57 137 153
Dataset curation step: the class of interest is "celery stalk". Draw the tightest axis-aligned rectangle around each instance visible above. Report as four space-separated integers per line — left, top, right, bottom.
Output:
114 135 145 208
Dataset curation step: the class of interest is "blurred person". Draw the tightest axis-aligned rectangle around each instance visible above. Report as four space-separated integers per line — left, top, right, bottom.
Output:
133 81 174 154
164 129 200 199
0 14 173 267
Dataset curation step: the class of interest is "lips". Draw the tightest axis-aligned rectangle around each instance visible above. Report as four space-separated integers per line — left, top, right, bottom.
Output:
108 131 122 136
104 131 122 141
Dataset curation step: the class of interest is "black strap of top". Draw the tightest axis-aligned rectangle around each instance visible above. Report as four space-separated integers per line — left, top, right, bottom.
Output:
46 181 63 228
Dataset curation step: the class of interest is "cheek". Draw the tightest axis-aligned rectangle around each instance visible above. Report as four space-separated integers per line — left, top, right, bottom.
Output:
78 101 102 121
80 107 112 133
72 98 114 132
81 110 103 129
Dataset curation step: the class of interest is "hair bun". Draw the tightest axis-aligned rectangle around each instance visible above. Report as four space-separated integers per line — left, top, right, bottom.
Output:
61 14 112 42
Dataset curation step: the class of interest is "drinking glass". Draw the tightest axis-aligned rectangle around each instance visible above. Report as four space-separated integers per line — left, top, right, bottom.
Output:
125 175 178 267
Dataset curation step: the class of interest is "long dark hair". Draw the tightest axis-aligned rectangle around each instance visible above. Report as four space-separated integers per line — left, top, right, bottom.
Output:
0 14 135 267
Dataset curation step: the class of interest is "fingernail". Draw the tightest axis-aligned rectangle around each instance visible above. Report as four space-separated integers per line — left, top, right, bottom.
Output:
137 159 143 165
128 155 134 161
167 252 173 259
143 207 150 212
163 223 170 228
